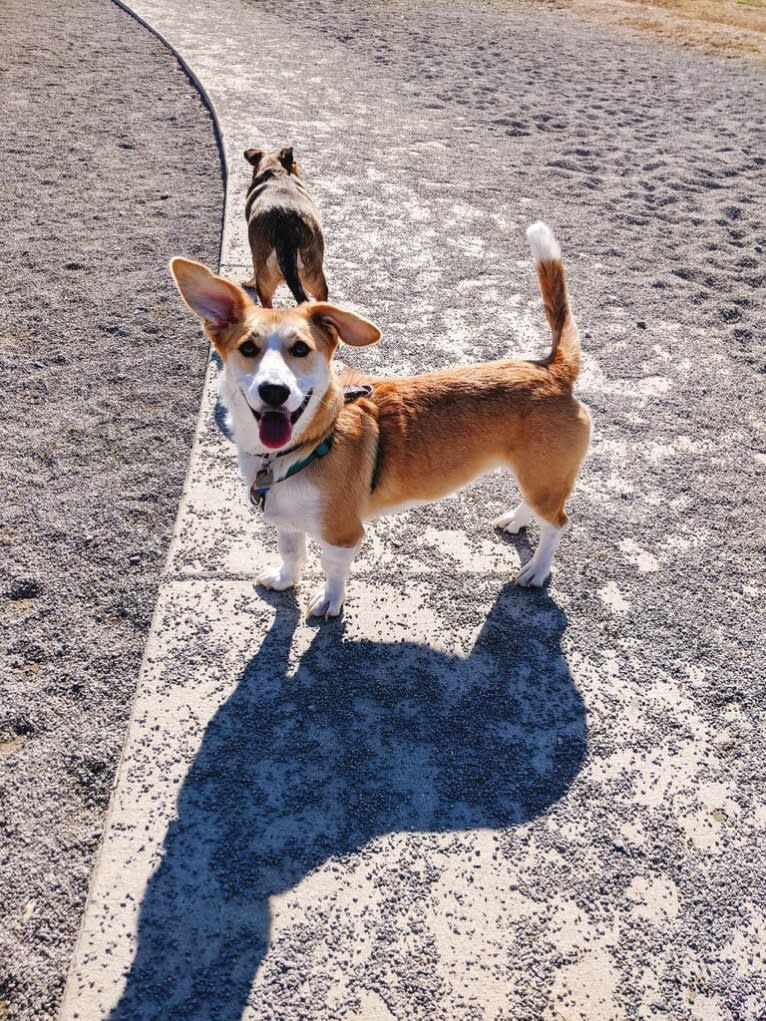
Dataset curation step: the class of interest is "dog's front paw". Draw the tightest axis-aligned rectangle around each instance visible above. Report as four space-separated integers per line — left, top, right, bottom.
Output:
307 583 344 620
257 563 301 591
515 558 550 588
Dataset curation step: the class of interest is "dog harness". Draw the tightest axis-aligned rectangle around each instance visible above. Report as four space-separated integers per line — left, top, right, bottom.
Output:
249 384 376 511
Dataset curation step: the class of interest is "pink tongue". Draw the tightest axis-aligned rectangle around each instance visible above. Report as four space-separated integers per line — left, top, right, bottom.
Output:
259 410 293 449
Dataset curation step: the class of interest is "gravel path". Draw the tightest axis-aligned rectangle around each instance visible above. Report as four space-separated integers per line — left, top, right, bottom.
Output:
0 2 222 1017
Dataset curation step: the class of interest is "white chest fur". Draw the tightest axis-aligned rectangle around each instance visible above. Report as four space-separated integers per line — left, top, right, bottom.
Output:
262 473 323 535
237 449 323 536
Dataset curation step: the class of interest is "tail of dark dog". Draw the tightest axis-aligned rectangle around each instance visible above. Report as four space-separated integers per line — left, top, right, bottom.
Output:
526 221 581 389
275 235 308 305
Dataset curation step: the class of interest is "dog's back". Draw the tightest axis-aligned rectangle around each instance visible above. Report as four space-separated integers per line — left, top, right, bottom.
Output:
243 145 327 307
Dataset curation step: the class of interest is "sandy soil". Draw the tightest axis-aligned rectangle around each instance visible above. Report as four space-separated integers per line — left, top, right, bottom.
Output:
0 1 222 1017
548 0 766 62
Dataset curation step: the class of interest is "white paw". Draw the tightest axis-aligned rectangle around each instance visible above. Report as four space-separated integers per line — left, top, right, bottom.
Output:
492 504 533 534
516 558 550 588
257 563 301 591
307 583 344 619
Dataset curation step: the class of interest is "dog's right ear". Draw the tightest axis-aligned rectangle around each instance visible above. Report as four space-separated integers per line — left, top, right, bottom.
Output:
169 258 251 342
308 303 382 347
244 148 263 168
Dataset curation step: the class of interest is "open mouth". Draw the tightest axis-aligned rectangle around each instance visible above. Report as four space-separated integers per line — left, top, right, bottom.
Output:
250 389 313 449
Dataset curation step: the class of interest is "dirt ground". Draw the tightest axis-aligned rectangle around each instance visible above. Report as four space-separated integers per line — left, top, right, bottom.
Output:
550 0 766 61
0 1 222 1016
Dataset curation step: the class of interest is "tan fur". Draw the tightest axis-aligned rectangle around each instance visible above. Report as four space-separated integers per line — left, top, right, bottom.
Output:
311 361 589 542
170 227 591 606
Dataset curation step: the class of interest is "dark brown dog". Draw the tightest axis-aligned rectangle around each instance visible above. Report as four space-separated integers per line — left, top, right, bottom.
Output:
243 145 328 307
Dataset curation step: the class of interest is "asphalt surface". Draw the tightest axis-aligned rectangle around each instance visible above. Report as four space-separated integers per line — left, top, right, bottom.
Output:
0 1 222 1017
5 1 766 1019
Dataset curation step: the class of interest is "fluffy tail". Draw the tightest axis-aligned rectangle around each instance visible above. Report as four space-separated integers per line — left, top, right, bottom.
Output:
275 235 308 304
526 221 580 388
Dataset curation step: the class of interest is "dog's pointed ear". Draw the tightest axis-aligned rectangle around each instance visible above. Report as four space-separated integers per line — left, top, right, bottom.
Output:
308 303 381 348
278 145 295 169
244 148 263 167
169 258 251 336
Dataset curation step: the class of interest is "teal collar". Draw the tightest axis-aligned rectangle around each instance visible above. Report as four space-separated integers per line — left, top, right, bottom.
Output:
250 434 334 511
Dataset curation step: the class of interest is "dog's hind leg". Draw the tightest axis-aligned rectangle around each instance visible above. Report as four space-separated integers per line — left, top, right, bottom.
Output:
254 260 281 309
494 490 567 588
502 455 576 587
302 249 328 301
509 476 573 587
241 256 259 289
308 268 328 302
493 501 534 534
255 282 275 309
276 236 309 304
516 518 569 587
506 401 591 586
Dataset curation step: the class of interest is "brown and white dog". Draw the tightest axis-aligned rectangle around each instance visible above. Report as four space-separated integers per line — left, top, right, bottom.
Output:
243 145 328 307
170 222 591 618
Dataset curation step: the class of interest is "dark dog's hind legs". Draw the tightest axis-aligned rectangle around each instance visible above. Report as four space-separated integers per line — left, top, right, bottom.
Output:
275 239 309 305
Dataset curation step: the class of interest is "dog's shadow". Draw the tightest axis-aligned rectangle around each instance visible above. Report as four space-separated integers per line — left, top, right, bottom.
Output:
109 584 586 1020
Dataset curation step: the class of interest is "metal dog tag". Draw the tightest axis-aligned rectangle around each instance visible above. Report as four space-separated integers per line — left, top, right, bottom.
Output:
254 465 275 489
250 484 268 511
250 464 275 512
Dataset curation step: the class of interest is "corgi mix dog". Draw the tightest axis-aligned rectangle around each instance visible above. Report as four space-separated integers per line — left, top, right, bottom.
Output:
243 145 328 307
170 222 591 618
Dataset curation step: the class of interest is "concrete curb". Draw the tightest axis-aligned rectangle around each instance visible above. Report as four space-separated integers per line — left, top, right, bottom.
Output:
57 4 228 1017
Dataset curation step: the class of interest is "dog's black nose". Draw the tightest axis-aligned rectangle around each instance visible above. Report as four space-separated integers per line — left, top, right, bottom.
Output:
258 383 290 407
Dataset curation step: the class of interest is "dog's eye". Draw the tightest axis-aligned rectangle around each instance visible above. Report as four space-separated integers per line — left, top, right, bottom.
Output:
238 338 259 357
290 341 311 358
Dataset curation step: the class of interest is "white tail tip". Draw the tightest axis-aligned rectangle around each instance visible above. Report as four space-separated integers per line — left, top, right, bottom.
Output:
526 221 561 263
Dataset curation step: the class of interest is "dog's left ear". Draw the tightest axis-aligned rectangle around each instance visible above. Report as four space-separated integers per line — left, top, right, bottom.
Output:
308 303 381 347
244 148 263 168
278 145 295 169
169 258 251 338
